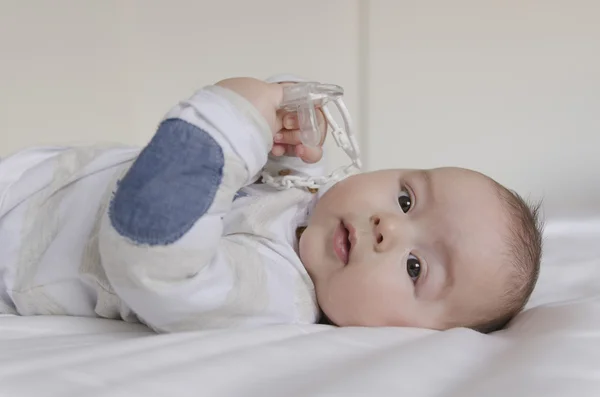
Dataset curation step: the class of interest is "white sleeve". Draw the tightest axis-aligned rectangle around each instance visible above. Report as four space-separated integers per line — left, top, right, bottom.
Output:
97 85 278 332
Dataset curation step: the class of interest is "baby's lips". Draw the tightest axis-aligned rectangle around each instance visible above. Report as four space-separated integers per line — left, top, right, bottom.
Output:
344 221 358 254
333 221 350 265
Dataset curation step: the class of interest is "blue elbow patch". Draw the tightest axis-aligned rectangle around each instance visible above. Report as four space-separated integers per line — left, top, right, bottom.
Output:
109 118 224 245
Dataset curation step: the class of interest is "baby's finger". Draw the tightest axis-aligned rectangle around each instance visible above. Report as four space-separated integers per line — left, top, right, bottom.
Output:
283 109 327 136
282 113 299 130
296 144 323 164
272 144 300 157
274 129 302 146
271 144 286 157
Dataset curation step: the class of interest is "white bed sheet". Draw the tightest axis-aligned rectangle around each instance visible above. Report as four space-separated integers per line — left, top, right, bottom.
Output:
2 216 600 397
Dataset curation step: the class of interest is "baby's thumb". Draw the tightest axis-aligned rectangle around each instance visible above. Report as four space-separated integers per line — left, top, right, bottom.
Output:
296 144 323 164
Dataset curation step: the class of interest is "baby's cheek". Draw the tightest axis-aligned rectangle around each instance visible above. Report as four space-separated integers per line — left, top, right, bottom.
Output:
316 270 366 326
355 263 420 326
322 265 407 327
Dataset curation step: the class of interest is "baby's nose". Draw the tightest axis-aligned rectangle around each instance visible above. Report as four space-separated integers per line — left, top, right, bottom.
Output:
370 214 402 252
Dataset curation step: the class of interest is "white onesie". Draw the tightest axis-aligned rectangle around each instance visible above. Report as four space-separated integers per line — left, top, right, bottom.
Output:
0 75 326 332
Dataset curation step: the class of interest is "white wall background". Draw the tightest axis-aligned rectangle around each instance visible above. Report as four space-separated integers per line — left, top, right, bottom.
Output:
0 0 361 172
1 1 599 218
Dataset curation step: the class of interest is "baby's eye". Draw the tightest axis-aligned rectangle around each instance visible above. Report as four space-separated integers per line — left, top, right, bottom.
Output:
398 188 413 213
407 254 421 282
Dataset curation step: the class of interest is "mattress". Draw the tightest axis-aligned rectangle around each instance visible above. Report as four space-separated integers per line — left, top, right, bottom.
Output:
1 216 600 397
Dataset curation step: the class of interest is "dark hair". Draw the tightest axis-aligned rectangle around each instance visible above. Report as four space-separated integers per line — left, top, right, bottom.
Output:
470 185 544 334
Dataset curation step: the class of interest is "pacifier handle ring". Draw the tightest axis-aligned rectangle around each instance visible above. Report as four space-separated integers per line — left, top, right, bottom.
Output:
322 98 362 170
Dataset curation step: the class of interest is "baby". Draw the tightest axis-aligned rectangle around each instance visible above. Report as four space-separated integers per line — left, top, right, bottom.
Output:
0 75 542 333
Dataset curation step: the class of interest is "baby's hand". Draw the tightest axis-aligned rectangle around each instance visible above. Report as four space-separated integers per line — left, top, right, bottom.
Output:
215 77 326 164
215 77 284 135
271 104 327 164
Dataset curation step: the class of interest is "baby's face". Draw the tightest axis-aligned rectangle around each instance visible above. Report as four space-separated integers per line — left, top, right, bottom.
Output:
299 167 511 329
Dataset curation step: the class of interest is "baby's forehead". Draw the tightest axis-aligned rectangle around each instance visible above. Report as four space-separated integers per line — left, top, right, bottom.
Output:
417 167 501 206
427 166 492 185
425 168 510 272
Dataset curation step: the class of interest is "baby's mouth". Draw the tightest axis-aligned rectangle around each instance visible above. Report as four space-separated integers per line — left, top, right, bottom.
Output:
333 221 351 265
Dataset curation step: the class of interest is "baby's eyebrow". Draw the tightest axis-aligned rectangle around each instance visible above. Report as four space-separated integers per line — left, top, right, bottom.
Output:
415 169 455 301
418 169 432 185
413 170 433 202
423 239 454 302
437 251 456 300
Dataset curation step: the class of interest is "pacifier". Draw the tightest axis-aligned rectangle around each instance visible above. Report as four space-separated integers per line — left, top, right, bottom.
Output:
262 81 362 190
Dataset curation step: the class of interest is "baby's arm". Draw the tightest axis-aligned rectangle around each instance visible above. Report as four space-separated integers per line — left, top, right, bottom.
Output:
97 79 285 332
